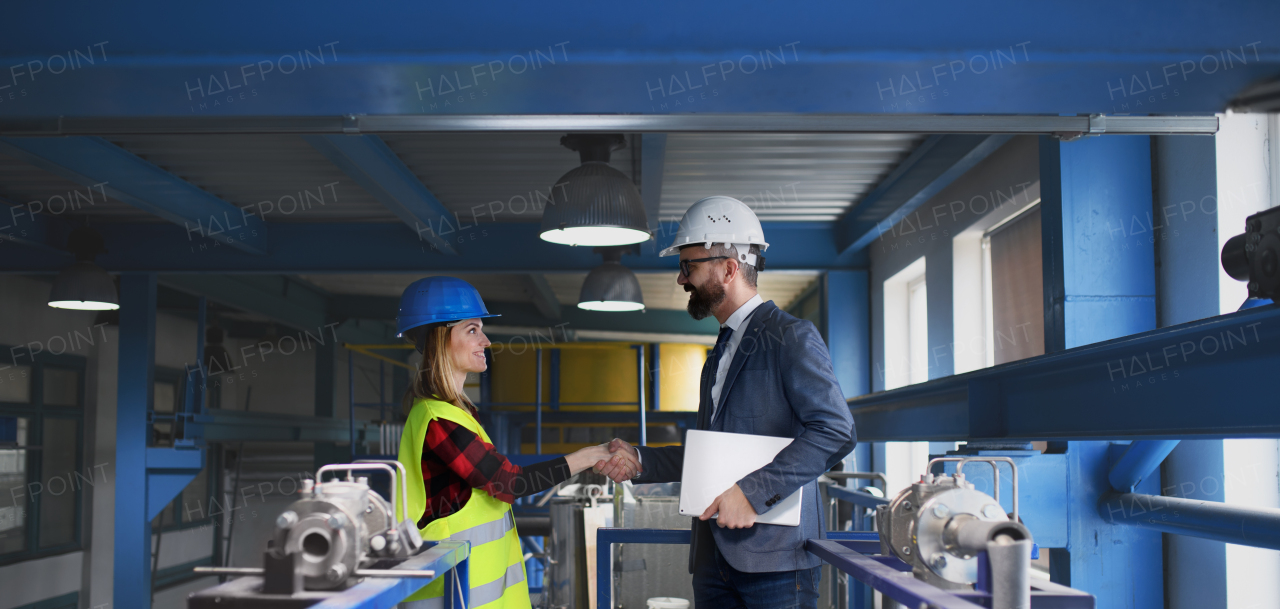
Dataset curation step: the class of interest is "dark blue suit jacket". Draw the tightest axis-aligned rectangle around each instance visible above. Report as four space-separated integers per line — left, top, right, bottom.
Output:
635 300 856 573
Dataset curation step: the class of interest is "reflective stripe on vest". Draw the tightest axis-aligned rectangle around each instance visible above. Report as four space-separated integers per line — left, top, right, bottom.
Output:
471 562 527 607
398 598 443 609
398 398 530 607
447 511 514 549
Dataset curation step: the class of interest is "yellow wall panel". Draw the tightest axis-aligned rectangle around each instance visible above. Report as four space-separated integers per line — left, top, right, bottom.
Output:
488 342 706 412
658 343 706 412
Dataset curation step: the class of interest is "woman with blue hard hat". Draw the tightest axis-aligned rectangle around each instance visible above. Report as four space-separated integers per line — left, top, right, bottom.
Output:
394 276 638 609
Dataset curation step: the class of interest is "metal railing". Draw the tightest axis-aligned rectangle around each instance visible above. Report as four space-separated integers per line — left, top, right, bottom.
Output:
595 529 1082 609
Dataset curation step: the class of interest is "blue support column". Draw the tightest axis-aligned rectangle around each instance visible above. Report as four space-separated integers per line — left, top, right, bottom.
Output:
1040 135 1160 609
1040 136 1157 353
649 343 661 411
115 274 157 609
823 270 870 399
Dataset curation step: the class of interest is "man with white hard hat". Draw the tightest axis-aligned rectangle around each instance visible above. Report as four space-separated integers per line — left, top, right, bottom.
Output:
599 196 856 608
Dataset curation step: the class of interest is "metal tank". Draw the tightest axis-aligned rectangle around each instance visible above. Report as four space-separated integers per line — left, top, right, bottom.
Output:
611 482 695 609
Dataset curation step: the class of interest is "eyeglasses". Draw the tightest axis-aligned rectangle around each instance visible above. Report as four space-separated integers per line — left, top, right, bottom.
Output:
679 256 729 278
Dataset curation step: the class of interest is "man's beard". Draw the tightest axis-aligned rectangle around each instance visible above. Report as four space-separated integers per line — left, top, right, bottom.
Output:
685 280 726 320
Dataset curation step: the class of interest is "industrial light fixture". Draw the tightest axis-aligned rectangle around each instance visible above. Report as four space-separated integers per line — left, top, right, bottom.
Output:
578 247 645 312
47 227 119 311
540 134 650 247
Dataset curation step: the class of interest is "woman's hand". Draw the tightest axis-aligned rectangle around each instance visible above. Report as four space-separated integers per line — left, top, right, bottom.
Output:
565 443 612 475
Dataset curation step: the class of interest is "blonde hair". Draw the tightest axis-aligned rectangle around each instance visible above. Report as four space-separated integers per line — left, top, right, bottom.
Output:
404 323 475 416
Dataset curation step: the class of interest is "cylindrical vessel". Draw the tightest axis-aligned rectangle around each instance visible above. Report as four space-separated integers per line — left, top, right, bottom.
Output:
987 538 1032 609
548 497 587 609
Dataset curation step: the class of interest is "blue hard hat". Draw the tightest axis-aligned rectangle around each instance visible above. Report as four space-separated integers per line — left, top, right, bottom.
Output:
396 276 499 337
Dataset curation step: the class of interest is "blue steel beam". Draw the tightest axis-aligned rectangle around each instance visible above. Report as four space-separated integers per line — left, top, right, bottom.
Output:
848 301 1280 441
1108 440 1181 492
0 137 268 254
303 134 458 256
158 274 395 345
834 135 1011 255
0 221 862 273
0 2 1276 116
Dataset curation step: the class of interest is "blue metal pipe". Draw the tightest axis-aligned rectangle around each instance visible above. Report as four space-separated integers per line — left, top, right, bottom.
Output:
1100 492 1280 550
1109 440 1181 492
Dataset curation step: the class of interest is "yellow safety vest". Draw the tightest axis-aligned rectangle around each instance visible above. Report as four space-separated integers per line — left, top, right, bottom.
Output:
397 397 530 608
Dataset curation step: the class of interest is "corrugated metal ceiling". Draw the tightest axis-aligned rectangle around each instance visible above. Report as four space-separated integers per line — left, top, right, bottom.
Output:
108 135 385 222
659 133 924 222
0 153 135 217
2 132 920 225
380 132 636 222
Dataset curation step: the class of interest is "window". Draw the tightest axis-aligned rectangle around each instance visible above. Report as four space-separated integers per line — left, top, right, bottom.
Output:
952 198 1044 372
883 256 927 390
882 258 930 496
907 274 929 384
0 349 86 564
985 205 1045 365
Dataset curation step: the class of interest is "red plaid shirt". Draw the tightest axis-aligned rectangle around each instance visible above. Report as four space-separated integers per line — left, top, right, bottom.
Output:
418 417 569 529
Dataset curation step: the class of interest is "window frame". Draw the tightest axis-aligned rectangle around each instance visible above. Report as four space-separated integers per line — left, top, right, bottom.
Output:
0 347 87 566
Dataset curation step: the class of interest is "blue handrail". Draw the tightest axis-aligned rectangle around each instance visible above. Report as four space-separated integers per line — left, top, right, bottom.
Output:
596 529 1074 609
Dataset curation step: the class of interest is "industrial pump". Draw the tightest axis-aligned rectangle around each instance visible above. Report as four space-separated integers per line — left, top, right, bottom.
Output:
877 457 1034 609
191 460 430 599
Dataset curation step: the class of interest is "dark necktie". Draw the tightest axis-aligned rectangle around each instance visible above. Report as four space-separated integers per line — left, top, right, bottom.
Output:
698 326 734 430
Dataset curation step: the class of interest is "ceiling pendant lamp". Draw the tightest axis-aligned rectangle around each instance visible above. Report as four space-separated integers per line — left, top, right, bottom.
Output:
578 247 645 312
540 133 650 247
47 227 119 311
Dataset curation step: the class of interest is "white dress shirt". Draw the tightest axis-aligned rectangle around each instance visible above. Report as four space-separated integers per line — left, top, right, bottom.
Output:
710 294 763 422
633 294 763 474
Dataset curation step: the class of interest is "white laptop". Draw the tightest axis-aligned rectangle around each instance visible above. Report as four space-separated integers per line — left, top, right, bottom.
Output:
678 429 803 526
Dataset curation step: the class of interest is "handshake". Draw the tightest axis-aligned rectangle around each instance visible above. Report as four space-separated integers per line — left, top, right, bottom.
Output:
585 438 642 483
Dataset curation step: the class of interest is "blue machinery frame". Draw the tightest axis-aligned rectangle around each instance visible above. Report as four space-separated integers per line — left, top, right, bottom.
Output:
595 529 1089 609
188 540 470 609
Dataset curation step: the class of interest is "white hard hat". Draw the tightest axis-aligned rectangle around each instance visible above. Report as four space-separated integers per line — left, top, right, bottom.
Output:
659 196 769 268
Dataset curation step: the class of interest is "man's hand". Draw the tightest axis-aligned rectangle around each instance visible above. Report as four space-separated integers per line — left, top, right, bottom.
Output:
700 484 757 529
593 438 641 483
